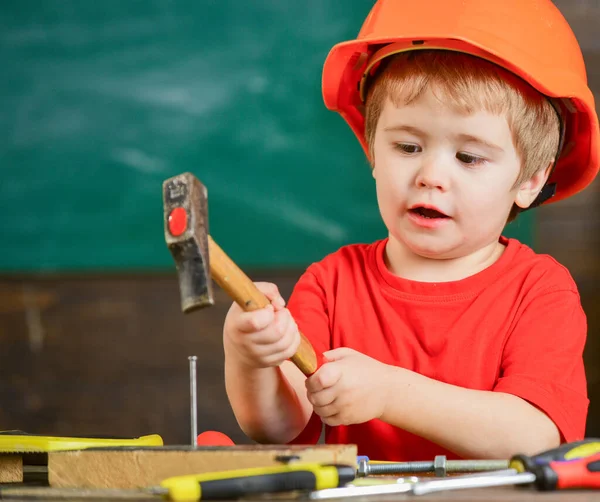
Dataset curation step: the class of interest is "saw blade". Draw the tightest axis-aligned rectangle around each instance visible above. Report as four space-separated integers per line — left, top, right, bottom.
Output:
0 431 163 453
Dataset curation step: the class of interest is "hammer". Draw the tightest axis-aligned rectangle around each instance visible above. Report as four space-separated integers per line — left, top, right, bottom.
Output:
162 172 320 376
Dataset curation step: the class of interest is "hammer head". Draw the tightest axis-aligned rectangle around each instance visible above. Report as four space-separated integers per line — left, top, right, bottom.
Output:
163 172 214 313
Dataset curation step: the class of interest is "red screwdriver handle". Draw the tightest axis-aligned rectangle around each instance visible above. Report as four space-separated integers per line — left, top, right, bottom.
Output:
537 452 600 490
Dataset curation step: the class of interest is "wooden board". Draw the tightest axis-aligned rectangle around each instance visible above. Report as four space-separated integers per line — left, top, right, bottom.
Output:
48 444 357 489
0 455 23 483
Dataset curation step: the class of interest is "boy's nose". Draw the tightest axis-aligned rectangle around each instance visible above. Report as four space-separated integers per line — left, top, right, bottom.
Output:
414 158 449 191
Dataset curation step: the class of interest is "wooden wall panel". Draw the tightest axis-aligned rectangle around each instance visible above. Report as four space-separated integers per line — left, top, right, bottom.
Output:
0 273 302 445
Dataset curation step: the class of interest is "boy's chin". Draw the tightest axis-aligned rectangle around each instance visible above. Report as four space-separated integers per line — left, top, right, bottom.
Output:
399 234 464 260
400 232 501 262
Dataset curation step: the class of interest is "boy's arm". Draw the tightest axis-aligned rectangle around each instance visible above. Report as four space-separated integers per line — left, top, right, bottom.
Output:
381 368 560 459
224 349 312 443
225 270 331 444
381 288 586 458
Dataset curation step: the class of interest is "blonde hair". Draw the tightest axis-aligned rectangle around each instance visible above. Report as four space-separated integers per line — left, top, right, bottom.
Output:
364 50 561 221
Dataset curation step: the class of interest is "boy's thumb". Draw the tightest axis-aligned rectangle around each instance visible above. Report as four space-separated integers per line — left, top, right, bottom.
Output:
322 347 352 362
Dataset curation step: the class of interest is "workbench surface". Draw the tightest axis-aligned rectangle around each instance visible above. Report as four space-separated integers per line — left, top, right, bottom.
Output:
319 489 584 501
1 486 599 501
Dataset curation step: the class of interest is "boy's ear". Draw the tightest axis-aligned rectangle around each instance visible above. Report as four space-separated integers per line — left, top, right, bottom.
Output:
514 162 553 209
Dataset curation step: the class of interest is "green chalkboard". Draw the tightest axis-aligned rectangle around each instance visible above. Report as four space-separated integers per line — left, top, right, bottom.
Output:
0 0 533 272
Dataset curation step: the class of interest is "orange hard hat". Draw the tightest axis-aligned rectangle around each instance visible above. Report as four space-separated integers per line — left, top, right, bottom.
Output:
322 0 599 205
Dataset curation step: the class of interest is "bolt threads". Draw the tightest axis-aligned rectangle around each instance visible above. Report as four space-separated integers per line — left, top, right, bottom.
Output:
447 460 509 472
369 461 434 474
363 459 509 476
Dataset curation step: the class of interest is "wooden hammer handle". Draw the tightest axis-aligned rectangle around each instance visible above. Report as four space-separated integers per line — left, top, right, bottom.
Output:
208 236 319 376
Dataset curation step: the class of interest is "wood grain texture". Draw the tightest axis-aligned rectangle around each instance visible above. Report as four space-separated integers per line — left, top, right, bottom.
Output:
0 455 23 483
48 444 356 489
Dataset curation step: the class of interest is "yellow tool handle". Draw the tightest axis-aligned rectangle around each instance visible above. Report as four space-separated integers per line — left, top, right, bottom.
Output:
0 432 163 452
159 463 355 501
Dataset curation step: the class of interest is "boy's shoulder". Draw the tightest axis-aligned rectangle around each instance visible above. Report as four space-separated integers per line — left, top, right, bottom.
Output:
503 237 579 295
305 240 381 275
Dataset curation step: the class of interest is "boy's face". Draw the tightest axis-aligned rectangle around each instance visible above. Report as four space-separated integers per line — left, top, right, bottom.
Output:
372 88 541 260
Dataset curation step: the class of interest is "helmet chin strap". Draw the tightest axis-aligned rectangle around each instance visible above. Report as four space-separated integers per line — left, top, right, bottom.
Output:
519 183 557 211
516 97 566 213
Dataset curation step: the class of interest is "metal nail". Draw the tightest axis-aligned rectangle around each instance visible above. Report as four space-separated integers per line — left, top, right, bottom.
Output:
188 355 198 447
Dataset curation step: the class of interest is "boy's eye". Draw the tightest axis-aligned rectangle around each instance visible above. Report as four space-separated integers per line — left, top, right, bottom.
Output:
457 152 485 166
395 143 422 154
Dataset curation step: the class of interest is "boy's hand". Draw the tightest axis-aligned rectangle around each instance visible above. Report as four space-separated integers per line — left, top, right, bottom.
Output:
305 348 392 426
223 282 301 369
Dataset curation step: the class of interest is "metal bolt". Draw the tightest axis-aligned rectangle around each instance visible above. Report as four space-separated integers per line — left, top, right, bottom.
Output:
357 457 509 477
357 460 435 477
357 460 369 477
434 455 447 477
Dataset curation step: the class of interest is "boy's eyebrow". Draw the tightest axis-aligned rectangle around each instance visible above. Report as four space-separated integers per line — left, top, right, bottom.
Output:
456 134 504 153
383 125 426 136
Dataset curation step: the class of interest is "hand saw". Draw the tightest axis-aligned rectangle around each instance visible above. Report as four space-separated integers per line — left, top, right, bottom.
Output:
0 430 163 453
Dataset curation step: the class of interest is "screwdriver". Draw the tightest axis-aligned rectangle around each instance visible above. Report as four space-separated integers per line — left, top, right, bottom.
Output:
413 441 600 496
411 451 600 495
0 463 356 501
510 438 600 473
530 451 600 490
156 462 355 500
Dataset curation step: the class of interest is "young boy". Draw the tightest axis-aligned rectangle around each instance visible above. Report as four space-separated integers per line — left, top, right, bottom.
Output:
222 0 600 461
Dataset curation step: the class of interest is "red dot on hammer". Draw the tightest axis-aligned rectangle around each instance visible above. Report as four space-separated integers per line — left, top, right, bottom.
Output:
196 431 235 446
168 207 188 236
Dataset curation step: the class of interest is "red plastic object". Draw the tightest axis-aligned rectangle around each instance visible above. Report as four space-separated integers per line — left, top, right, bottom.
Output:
196 430 235 446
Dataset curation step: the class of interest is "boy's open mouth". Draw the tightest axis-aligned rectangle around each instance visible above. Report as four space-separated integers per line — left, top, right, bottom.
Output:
409 206 450 219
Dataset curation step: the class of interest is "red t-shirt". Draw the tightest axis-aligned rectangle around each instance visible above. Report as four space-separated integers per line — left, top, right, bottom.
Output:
286 237 588 460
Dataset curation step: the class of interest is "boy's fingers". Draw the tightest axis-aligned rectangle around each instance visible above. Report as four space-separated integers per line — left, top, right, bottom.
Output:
259 321 300 358
278 324 301 359
323 347 355 362
254 282 286 310
246 326 281 345
245 309 294 345
306 363 342 393
263 347 297 367
259 331 300 365
308 387 337 408
313 402 339 420
274 308 293 335
236 305 275 333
